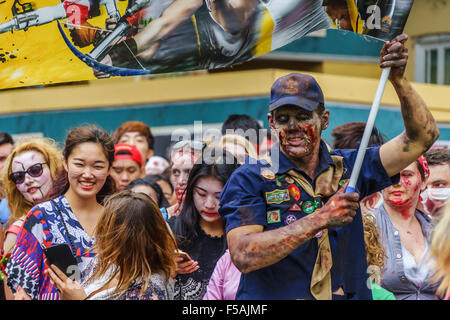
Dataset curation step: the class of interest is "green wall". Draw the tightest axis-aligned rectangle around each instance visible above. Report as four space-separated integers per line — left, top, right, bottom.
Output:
274 29 384 58
1 96 449 156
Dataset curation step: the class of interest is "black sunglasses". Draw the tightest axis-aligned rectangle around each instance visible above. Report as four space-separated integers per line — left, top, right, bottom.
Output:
9 163 47 184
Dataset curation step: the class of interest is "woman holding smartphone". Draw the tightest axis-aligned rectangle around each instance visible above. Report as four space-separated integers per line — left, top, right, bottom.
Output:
5 125 115 300
45 190 178 300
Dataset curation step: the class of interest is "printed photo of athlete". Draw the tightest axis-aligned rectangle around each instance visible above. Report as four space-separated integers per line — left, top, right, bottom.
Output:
91 0 330 75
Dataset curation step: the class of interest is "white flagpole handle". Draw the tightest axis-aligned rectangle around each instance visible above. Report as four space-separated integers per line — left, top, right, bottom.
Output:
345 67 391 193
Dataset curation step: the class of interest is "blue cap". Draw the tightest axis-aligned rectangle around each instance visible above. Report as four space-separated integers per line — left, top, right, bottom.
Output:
269 73 324 112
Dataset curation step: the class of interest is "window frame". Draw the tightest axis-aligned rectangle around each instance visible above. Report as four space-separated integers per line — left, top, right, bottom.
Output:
415 34 450 85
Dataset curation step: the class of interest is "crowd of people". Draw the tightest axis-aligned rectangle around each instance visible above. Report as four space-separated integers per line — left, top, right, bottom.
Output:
0 33 449 301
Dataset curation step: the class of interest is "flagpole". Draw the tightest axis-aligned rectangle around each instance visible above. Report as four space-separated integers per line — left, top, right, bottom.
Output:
345 67 391 193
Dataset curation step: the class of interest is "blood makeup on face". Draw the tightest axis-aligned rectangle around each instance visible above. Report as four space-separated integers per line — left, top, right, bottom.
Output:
12 151 53 203
193 176 223 223
170 153 197 202
274 109 320 158
383 163 423 219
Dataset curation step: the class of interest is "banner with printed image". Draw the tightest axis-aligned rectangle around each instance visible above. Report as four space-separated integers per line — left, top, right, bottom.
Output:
0 0 414 89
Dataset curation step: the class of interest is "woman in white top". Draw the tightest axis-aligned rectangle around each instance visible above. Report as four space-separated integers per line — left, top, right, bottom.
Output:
46 190 177 300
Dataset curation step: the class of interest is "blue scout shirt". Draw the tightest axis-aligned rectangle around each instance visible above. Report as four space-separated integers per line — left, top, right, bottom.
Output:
219 140 399 300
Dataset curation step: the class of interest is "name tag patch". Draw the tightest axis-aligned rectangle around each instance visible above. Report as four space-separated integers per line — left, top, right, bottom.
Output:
265 189 290 204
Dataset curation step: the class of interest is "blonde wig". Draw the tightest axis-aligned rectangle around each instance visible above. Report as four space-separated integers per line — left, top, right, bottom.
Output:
430 202 450 298
362 212 386 284
2 137 62 222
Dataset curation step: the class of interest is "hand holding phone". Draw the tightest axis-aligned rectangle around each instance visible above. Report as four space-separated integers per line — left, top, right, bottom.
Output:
45 263 87 300
174 250 199 275
175 250 191 262
43 243 80 278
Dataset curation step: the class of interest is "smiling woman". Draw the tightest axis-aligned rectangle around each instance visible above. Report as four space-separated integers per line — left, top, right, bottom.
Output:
5 125 116 300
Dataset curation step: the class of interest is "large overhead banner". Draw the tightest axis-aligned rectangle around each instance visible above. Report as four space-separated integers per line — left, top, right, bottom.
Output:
0 0 414 89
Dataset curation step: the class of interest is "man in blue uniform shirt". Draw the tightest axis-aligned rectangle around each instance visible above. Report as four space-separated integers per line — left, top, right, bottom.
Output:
219 34 440 300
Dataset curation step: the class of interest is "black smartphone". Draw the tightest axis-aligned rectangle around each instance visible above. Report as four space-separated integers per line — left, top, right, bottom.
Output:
43 243 80 278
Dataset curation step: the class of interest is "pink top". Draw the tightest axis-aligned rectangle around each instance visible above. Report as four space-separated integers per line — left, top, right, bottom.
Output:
203 249 242 300
5 219 24 236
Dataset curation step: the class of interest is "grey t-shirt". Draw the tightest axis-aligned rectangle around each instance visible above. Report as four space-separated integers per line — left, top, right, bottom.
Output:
373 204 441 300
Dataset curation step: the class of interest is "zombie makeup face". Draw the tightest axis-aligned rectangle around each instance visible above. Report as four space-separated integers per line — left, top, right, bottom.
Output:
382 162 426 218
170 152 199 203
12 151 53 203
193 176 223 223
268 105 327 160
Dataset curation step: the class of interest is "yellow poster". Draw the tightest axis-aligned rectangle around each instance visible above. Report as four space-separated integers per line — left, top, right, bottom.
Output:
0 0 414 90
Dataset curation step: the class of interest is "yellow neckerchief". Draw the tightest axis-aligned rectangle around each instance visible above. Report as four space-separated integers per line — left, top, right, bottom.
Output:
284 149 344 300
263 144 345 299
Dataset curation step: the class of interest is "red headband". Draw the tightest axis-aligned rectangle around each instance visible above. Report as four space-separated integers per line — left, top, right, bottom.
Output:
417 155 430 179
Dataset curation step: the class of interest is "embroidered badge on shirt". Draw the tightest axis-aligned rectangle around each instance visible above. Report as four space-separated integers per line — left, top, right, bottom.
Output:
302 200 315 214
265 189 290 204
289 202 303 212
275 178 282 187
267 209 281 224
261 168 276 180
288 184 301 201
313 199 322 210
285 214 297 225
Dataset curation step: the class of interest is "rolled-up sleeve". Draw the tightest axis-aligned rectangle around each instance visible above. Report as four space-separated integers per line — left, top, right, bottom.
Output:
336 146 400 198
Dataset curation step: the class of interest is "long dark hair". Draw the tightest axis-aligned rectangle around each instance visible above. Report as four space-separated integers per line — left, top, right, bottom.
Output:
47 125 116 203
126 178 170 208
171 148 240 250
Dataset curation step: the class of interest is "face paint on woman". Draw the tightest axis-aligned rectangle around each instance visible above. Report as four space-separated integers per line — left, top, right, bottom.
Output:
193 176 223 223
170 152 198 202
382 163 424 219
12 151 53 203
